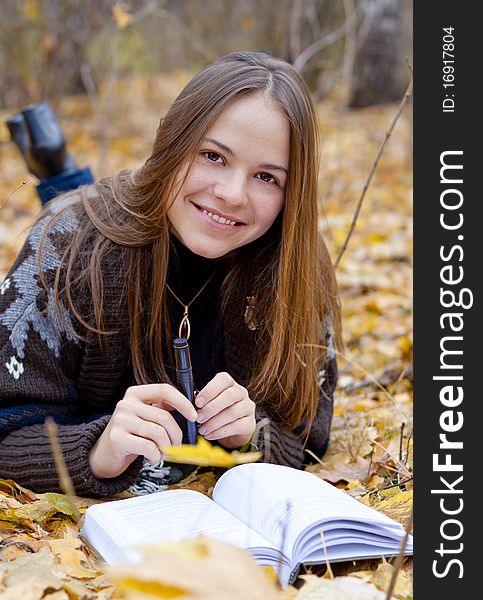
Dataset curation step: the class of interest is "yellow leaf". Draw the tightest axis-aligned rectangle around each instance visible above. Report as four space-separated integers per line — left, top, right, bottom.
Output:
112 3 133 29
116 578 185 597
44 492 80 521
297 574 386 599
363 233 388 244
371 562 413 599
348 479 362 490
159 437 261 467
107 537 281 600
374 489 413 528
23 0 39 20
241 16 256 31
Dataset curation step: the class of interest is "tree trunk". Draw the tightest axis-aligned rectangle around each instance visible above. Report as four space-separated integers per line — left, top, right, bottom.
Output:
349 0 411 107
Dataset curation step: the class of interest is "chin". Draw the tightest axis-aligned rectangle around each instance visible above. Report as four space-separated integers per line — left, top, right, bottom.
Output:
182 236 233 259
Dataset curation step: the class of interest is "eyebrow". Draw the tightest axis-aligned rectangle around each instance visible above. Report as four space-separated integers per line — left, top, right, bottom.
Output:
204 137 288 175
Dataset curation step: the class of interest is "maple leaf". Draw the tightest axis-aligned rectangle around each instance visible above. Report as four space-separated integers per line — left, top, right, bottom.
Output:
159 437 261 468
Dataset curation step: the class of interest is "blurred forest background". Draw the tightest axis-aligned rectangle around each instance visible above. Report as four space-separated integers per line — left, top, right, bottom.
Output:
0 1 413 598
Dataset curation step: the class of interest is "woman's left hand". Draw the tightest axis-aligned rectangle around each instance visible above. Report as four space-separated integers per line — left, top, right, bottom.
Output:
195 372 256 449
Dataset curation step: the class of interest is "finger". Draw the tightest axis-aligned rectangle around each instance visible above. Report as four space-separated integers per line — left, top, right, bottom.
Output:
197 384 243 424
124 384 198 421
203 416 254 441
195 372 235 408
133 411 183 447
118 432 163 465
198 401 248 437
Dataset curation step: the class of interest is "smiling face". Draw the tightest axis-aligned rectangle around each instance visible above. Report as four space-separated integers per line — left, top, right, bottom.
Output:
167 93 290 258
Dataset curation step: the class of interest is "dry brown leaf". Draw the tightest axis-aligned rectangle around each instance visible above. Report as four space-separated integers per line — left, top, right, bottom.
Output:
350 560 412 600
371 561 412 599
0 549 97 599
0 479 39 503
48 538 99 579
296 574 387 599
168 469 218 497
107 536 282 600
307 453 377 486
0 532 43 561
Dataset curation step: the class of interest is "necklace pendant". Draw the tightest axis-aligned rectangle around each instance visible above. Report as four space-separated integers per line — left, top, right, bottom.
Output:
179 315 191 340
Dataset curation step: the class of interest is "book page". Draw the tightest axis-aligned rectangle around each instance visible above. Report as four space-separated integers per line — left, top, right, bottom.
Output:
81 488 277 565
213 463 409 561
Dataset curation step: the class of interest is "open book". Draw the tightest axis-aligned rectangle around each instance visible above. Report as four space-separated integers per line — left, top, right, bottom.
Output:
81 463 413 585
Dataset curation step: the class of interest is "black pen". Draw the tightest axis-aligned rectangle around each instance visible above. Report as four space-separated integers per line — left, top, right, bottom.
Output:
173 337 198 445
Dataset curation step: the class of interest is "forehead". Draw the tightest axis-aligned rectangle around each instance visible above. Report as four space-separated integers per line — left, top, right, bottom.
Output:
204 93 290 163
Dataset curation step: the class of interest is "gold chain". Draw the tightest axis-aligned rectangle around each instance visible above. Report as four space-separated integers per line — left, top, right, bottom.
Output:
165 272 216 340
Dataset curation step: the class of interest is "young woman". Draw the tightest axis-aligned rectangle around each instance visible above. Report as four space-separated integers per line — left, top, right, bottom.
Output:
0 51 342 497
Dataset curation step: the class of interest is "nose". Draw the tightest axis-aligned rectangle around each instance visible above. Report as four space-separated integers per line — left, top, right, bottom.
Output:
213 169 248 208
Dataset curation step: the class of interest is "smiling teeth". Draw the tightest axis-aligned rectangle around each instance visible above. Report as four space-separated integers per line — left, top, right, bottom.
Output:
201 208 236 226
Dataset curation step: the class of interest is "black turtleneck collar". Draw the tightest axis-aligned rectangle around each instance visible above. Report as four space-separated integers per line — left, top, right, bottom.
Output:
165 234 227 391
167 234 227 301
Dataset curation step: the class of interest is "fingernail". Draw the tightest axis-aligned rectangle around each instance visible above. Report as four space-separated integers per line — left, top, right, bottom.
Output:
191 408 198 420
195 395 205 408
198 426 206 435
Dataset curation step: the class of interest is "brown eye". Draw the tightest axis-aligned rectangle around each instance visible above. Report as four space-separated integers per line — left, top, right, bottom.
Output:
204 151 222 162
258 172 277 184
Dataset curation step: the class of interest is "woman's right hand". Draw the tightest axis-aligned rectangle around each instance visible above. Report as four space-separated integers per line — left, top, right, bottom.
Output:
88 384 198 479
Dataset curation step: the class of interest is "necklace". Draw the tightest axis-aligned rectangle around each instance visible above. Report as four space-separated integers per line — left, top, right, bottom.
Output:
166 272 216 340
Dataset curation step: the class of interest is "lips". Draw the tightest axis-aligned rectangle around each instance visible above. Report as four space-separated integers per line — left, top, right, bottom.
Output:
193 203 245 226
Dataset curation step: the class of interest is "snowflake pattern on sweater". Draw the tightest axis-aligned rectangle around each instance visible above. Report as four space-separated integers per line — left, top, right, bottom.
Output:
0 196 81 377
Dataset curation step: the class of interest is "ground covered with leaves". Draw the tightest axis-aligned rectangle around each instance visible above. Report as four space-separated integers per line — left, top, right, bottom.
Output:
0 76 412 599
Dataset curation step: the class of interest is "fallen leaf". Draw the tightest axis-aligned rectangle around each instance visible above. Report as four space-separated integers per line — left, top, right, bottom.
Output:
371 561 413 599
112 3 133 29
0 479 39 503
48 538 99 579
160 437 261 468
43 492 81 521
372 490 413 528
168 470 218 496
296 574 387 599
107 536 282 600
307 453 377 486
0 549 97 599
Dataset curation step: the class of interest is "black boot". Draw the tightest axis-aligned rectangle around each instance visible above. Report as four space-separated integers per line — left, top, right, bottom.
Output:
6 101 76 180
6 101 94 205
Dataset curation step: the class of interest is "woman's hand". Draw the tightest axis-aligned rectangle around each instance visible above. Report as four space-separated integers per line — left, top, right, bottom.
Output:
195 372 256 449
89 384 198 479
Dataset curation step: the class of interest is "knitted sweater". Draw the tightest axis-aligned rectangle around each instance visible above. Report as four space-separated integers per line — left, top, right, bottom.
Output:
0 186 337 497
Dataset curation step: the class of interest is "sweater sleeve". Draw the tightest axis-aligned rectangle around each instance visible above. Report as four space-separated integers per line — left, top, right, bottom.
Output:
0 418 143 497
0 195 143 497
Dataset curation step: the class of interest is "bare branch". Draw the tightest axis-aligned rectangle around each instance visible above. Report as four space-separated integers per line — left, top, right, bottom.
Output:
385 512 413 600
293 7 358 72
334 78 413 269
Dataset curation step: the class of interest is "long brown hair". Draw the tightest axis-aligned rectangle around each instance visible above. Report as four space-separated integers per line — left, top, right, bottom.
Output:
41 51 342 435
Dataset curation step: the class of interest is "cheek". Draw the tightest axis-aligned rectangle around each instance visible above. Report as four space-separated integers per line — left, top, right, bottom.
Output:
178 166 209 197
258 197 284 230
